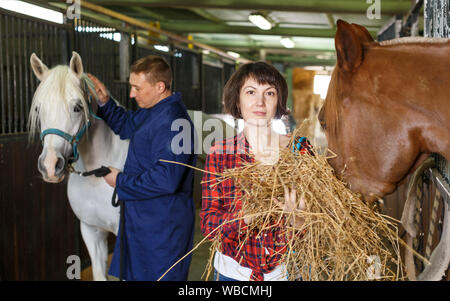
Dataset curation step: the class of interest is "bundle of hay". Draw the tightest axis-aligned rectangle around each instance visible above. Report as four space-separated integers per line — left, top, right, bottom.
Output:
202 129 406 281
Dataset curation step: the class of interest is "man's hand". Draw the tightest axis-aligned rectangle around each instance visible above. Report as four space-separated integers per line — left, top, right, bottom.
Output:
87 73 109 104
104 166 120 188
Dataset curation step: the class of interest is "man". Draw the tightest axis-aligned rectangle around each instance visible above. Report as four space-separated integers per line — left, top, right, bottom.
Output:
88 55 196 281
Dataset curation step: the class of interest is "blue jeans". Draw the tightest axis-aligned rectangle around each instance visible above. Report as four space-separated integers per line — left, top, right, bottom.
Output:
214 269 239 281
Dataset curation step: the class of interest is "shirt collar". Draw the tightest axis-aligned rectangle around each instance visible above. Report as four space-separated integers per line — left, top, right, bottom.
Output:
236 131 251 157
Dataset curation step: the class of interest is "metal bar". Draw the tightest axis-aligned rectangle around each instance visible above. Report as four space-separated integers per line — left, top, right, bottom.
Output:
0 13 5 134
5 15 12 133
81 0 414 14
73 18 79 55
24 19 30 128
400 0 424 37
429 168 450 208
53 25 59 66
159 21 356 38
45 23 51 66
38 22 44 65
79 0 251 63
12 16 19 133
18 17 24 132
119 32 130 82
30 19 37 108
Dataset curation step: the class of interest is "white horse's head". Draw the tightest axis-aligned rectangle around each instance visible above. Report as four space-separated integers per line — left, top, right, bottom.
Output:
29 51 91 183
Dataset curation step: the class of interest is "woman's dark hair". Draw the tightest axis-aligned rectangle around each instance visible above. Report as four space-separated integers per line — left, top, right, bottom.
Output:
223 61 289 119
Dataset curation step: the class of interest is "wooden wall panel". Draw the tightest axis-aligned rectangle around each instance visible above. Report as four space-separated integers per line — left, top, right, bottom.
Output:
0 134 83 280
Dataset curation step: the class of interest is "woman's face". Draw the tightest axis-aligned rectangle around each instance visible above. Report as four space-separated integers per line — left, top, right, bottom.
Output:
239 77 278 126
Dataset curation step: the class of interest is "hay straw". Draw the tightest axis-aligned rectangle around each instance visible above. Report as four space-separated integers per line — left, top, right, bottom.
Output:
159 124 426 281
210 139 403 280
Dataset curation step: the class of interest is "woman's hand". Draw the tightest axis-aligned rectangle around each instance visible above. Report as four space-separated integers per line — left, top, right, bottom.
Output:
273 185 306 228
243 214 253 225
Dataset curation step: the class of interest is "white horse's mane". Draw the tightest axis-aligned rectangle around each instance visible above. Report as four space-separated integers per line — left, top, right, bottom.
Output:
28 66 89 138
379 36 449 46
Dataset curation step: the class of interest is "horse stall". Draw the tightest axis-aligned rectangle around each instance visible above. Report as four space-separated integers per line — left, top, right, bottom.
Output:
0 7 235 280
0 9 82 281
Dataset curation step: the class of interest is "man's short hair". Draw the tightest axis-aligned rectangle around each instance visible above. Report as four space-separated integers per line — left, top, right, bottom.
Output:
223 61 288 119
130 55 172 91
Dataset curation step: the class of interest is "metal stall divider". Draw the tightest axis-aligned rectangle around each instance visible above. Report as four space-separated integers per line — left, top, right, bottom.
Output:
0 8 70 135
172 47 202 111
201 58 224 115
0 8 80 280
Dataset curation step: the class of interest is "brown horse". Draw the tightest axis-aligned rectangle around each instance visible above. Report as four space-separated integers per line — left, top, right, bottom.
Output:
319 20 450 202
319 20 450 280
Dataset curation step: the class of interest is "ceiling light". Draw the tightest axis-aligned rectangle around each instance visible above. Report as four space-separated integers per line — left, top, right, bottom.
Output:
0 0 63 24
154 45 169 52
280 37 295 49
248 13 272 30
227 51 240 59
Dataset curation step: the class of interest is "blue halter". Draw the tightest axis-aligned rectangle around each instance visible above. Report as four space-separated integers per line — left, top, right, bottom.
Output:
39 77 102 164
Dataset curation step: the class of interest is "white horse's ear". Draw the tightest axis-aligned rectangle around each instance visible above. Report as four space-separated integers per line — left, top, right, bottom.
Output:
30 53 48 81
69 51 84 79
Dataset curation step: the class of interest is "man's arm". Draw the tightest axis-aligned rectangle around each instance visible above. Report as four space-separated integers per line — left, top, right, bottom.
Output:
115 152 193 200
113 120 196 200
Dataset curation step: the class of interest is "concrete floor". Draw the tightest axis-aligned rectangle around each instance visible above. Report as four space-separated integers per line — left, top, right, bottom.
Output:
187 209 213 281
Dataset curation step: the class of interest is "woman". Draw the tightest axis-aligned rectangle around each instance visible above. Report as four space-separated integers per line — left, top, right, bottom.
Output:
200 61 312 281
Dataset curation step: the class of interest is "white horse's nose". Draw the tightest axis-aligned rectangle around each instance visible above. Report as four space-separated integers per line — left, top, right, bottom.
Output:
38 149 65 182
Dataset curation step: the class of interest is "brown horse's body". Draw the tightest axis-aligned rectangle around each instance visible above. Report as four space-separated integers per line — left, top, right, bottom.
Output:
319 20 450 201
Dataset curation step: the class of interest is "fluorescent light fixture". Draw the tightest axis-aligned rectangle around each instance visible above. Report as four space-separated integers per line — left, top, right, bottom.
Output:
0 0 63 24
154 45 169 52
248 13 272 30
227 51 240 59
280 37 295 49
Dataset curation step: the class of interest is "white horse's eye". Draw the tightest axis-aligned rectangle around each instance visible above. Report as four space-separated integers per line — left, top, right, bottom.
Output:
73 103 83 113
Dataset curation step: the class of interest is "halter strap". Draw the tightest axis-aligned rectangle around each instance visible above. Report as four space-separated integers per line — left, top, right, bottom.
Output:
40 120 91 163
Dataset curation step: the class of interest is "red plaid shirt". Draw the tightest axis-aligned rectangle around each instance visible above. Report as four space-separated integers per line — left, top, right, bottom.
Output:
200 131 313 281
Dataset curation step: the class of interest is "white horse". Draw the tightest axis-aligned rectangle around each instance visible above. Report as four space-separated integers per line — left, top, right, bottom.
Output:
29 51 128 281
